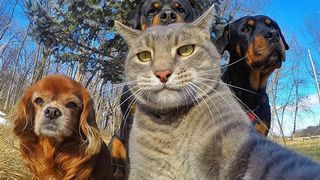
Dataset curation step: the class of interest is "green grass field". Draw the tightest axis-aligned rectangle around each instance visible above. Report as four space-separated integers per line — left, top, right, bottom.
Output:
1 124 319 179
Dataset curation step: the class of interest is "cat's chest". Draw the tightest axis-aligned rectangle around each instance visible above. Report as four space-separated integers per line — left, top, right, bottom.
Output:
129 110 204 179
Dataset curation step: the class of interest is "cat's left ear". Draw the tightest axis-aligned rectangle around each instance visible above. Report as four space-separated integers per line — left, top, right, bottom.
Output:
114 21 142 45
192 4 216 34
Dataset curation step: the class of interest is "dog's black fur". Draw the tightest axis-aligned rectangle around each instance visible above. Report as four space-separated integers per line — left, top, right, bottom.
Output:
216 15 289 136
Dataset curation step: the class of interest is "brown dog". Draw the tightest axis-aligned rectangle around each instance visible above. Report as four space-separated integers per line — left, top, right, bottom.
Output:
13 75 114 179
216 15 289 136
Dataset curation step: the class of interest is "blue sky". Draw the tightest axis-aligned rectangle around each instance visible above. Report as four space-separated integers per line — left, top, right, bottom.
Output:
12 1 320 135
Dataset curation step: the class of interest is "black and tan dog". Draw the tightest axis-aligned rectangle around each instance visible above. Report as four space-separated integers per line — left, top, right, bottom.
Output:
127 0 198 30
216 15 289 136
109 0 198 179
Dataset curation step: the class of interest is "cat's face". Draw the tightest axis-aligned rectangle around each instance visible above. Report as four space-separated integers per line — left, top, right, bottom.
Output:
116 5 220 111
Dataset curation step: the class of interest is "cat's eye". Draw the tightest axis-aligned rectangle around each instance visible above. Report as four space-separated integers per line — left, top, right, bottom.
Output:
242 26 251 33
34 97 44 106
137 51 152 62
177 45 195 57
66 101 78 109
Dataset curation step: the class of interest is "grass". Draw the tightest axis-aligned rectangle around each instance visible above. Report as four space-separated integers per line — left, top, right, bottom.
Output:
0 125 32 179
1 125 320 179
281 137 320 161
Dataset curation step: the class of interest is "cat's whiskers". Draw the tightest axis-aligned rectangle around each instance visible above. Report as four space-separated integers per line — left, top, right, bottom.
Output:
196 79 275 137
79 80 138 106
229 94 275 138
189 82 223 124
194 80 240 126
191 56 247 75
221 56 248 69
120 91 143 136
120 91 139 123
117 86 142 110
197 77 257 95
184 84 205 115
195 77 275 137
181 87 190 110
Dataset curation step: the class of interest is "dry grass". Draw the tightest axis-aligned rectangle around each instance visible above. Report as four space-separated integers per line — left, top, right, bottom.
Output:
281 137 320 161
0 125 32 179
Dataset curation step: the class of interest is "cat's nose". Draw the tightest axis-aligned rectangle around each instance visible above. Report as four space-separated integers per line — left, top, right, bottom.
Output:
154 70 172 83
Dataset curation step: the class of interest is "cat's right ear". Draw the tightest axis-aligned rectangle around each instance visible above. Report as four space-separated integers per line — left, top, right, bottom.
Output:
114 21 142 44
191 4 216 34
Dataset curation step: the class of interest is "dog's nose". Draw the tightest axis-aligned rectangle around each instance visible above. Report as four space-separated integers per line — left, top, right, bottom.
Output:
160 10 177 22
264 30 280 42
44 107 62 119
154 70 172 83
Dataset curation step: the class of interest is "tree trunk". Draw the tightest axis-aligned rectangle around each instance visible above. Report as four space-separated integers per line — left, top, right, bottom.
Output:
32 47 51 83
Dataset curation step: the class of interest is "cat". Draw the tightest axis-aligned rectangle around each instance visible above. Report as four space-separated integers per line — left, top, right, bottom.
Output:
115 4 320 180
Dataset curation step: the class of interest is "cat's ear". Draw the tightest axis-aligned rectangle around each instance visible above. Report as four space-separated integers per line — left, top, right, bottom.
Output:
191 4 216 33
114 21 141 44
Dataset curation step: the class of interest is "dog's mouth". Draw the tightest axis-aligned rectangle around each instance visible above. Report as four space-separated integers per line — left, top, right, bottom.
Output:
160 19 178 25
38 119 60 136
266 50 284 68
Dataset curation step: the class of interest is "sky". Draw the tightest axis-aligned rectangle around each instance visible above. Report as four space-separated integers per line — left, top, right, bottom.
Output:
11 0 320 136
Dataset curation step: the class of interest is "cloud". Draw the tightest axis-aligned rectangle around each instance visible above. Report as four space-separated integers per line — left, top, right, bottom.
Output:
303 93 320 107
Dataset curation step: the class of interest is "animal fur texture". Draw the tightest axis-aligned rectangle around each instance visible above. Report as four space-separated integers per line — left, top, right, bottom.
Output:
115 4 320 180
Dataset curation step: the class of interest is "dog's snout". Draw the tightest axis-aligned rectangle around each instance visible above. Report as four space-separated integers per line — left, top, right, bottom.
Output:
264 30 280 42
44 107 62 119
160 10 177 22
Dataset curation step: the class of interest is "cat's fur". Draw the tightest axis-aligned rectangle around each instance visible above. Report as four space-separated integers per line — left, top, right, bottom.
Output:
115 5 320 180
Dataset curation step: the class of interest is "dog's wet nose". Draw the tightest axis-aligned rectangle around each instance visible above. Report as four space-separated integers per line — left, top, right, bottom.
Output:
160 10 177 23
265 30 280 42
45 107 62 119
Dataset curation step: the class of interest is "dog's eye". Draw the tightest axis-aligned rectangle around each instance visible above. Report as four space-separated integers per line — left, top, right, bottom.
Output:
269 25 276 29
177 7 185 14
242 26 251 33
66 101 78 109
137 51 152 62
34 97 44 106
177 45 194 57
148 7 157 14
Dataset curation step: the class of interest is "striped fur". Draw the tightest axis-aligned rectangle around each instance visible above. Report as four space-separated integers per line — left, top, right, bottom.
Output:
115 4 320 180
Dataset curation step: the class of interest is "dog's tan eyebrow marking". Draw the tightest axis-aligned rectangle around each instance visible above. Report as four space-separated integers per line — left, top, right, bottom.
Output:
265 18 272 25
247 19 255 26
173 2 181 8
153 2 161 8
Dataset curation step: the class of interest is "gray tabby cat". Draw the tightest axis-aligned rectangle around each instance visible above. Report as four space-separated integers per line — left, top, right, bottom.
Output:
115 4 320 180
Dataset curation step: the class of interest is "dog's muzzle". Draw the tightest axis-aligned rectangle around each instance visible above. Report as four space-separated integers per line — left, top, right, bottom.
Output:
160 10 178 24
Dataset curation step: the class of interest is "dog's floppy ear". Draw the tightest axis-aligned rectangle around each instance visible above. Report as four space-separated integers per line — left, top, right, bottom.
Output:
215 24 231 54
12 88 35 137
276 24 289 50
126 4 142 30
80 89 101 156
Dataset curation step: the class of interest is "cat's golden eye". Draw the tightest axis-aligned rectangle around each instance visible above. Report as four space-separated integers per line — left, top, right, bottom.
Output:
137 51 152 62
177 45 195 57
